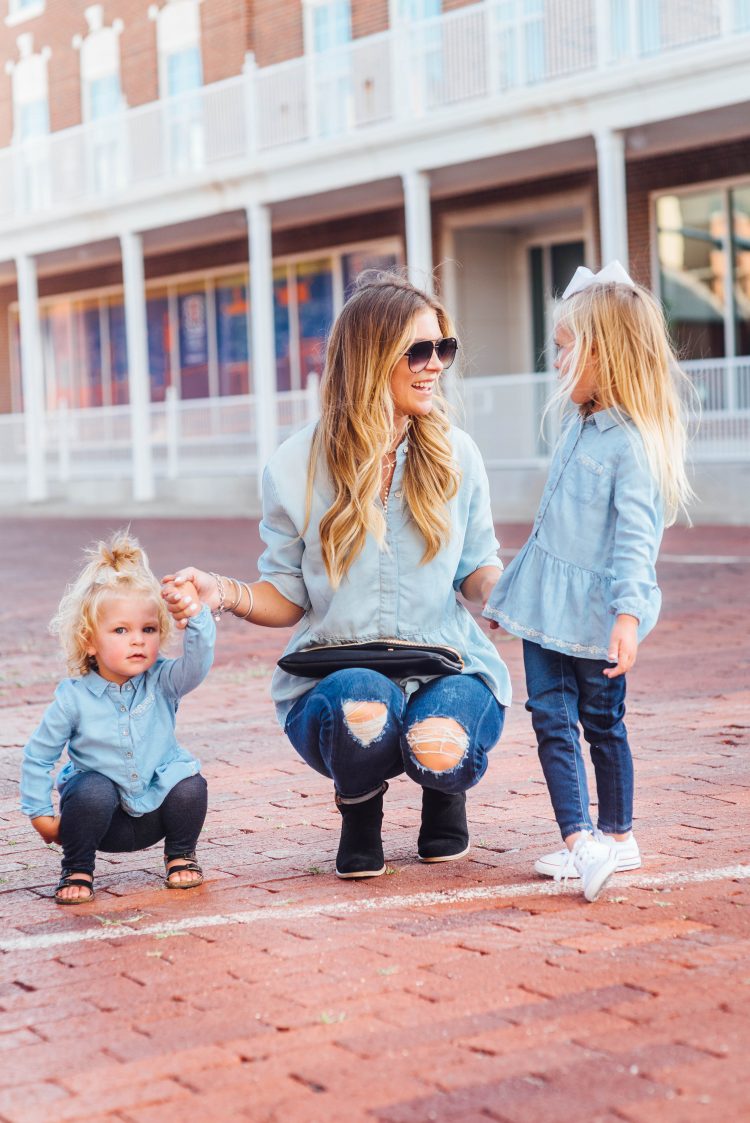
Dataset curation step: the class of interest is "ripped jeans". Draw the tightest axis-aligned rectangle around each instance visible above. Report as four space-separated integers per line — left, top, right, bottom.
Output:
284 670 504 800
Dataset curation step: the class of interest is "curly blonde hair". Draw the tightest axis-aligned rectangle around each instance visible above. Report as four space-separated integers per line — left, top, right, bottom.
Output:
50 530 172 676
306 271 461 587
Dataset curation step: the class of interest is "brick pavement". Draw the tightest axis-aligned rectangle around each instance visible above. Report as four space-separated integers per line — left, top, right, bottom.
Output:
1 517 749 1123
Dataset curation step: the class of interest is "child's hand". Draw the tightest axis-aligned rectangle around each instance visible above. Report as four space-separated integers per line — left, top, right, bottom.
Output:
162 578 202 628
31 815 61 845
603 614 639 678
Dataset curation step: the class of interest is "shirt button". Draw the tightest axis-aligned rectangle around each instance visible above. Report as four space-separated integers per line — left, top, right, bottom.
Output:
120 706 126 712
126 752 133 758
394 490 402 498
131 773 138 780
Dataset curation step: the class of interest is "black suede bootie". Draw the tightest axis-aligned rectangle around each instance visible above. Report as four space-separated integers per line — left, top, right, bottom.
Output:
417 788 470 863
335 782 388 879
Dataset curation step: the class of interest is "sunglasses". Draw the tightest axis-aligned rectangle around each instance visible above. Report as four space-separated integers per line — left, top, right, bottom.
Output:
404 336 458 374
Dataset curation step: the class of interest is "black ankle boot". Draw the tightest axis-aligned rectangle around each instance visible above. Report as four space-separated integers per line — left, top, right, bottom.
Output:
335 782 388 879
417 788 470 863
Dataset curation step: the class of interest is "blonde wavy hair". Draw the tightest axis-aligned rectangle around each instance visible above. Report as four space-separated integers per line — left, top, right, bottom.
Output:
50 530 172 677
552 280 696 525
305 272 461 587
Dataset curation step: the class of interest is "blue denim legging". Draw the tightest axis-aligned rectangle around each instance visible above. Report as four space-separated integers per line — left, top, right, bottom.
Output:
284 669 504 800
58 771 208 875
523 640 633 839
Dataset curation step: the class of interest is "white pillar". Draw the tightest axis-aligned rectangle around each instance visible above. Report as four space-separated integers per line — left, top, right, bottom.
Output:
120 230 155 501
15 253 47 502
247 201 278 493
595 128 629 268
402 170 434 292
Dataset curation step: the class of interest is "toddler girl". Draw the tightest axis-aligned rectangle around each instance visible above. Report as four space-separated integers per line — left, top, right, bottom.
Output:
484 262 694 901
21 530 214 904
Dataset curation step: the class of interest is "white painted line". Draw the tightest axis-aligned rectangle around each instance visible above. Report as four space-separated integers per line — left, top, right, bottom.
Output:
3 863 748 954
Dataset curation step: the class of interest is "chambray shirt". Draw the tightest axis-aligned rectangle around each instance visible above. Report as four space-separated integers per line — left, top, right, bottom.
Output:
20 606 215 819
259 422 511 724
484 408 664 659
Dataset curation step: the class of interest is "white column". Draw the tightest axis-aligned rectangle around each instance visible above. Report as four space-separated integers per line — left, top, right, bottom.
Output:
120 230 155 501
595 128 629 268
402 170 434 292
15 253 47 502
247 201 278 493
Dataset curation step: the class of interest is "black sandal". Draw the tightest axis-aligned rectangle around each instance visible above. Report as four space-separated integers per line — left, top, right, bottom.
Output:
164 852 204 890
54 871 95 905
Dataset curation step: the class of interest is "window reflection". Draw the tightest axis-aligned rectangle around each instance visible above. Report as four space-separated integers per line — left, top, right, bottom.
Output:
732 186 750 359
656 191 725 359
296 260 332 387
216 278 250 397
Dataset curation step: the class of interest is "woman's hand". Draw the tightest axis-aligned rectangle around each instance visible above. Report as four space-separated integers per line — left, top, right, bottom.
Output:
603 614 639 678
32 815 60 845
162 568 218 628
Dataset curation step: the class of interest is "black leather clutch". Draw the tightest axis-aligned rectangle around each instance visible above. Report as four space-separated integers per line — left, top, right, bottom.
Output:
277 641 464 679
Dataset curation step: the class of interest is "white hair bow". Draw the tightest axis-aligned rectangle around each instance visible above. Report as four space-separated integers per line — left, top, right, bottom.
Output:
562 260 636 300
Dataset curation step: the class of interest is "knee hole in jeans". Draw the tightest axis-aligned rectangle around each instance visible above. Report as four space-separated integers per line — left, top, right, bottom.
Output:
342 700 388 746
406 717 469 773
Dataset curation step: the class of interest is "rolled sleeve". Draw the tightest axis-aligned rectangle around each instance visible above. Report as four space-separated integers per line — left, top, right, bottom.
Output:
609 443 663 623
258 467 311 610
20 689 74 818
453 445 502 591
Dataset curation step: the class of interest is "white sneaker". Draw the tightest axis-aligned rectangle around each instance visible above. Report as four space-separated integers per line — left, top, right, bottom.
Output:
535 831 641 878
555 834 618 902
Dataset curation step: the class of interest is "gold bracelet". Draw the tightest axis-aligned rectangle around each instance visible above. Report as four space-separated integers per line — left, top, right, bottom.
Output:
226 576 242 613
240 581 254 620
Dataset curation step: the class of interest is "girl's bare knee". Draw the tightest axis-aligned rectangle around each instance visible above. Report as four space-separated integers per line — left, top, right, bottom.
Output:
342 700 388 746
406 717 469 772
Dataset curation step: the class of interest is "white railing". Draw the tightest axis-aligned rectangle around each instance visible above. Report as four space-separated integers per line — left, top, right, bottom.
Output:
0 362 747 493
1 0 748 224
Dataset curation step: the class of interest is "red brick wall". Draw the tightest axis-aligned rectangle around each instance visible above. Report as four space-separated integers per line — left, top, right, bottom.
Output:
253 0 303 66
627 138 750 289
0 1 251 147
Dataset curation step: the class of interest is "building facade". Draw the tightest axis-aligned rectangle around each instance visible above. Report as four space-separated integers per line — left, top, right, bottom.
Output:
1 0 749 518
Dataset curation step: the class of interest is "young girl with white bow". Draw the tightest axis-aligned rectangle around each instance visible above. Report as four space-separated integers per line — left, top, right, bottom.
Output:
484 262 694 901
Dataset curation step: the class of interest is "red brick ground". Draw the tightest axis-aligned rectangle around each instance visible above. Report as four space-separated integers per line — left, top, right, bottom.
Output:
1 518 749 1123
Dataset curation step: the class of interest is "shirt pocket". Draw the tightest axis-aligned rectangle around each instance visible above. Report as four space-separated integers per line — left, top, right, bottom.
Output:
562 452 612 504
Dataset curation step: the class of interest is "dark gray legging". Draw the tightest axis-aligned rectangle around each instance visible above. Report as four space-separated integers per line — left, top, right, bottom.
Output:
58 770 207 875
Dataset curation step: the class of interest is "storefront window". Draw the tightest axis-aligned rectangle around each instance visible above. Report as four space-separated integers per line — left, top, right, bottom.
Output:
147 292 171 402
296 259 333 386
108 299 129 405
656 190 726 359
177 287 209 399
273 267 291 392
73 302 103 407
732 186 750 359
342 250 399 298
215 277 250 396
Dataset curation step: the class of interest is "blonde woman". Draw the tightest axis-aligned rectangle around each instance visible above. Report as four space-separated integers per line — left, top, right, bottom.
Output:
485 262 694 901
163 273 510 878
21 532 214 903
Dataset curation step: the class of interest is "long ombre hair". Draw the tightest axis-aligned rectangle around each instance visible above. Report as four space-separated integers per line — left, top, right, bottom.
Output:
306 272 461 587
552 280 695 525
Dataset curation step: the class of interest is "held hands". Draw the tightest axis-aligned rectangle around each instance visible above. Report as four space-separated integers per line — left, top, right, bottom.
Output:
603 614 639 678
32 815 61 845
161 569 216 629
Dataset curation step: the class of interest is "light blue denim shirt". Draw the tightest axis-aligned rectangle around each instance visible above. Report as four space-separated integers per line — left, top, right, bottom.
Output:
259 422 511 724
20 606 215 819
484 408 664 659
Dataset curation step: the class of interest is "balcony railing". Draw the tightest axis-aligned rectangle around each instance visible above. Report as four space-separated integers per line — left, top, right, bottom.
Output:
1 0 748 224
1 362 748 496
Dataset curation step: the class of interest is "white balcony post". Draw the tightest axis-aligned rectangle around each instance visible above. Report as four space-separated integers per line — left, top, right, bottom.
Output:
119 229 155 501
247 201 278 493
594 0 612 69
15 252 47 502
243 52 258 156
403 170 434 292
595 128 629 268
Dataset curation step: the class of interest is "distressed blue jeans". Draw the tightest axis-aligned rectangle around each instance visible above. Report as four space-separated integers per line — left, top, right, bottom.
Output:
284 669 504 800
523 640 633 839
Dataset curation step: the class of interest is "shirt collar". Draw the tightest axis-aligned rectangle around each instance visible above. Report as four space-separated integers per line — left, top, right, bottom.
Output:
83 671 142 695
591 407 625 432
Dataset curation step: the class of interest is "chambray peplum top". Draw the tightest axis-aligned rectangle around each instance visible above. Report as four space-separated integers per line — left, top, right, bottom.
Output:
484 408 664 659
258 422 512 724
